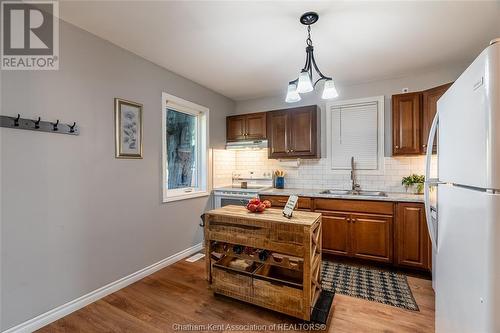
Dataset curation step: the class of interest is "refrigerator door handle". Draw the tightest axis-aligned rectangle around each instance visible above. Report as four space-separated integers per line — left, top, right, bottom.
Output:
424 112 439 251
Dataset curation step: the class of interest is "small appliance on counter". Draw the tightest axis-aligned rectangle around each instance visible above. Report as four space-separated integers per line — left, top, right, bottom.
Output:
212 170 273 208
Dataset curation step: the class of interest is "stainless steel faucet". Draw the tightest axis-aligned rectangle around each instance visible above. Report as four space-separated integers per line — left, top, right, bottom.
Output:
351 156 361 192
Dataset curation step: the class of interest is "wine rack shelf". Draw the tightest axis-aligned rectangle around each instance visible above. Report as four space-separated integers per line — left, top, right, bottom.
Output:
210 241 304 271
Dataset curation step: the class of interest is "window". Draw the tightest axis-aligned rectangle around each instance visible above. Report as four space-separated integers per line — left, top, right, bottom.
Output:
326 96 384 174
162 92 209 202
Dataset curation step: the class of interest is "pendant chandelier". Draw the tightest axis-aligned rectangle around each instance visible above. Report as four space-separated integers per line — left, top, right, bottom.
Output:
285 12 339 103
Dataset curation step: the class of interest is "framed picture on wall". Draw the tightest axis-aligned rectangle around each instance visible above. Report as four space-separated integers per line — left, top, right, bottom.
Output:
114 98 143 159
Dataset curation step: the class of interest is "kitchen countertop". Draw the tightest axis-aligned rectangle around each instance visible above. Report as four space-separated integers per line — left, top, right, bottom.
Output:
258 188 424 203
205 205 321 226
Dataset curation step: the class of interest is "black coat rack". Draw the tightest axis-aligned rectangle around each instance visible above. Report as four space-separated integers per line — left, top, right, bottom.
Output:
0 114 79 135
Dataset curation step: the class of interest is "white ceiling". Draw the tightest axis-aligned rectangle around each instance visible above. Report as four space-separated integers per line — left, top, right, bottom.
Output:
59 1 500 101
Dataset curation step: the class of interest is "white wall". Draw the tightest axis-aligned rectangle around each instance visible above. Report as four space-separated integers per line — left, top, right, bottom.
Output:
235 63 469 156
0 21 234 330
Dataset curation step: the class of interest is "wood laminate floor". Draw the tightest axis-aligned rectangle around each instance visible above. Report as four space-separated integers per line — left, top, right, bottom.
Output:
37 258 434 333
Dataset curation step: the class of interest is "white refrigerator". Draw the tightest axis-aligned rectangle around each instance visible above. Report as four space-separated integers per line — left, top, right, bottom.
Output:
424 38 500 333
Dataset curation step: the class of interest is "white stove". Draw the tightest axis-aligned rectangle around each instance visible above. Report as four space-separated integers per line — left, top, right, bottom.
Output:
213 171 273 208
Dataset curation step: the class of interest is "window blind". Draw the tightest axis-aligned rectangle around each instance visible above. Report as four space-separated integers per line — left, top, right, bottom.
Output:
330 101 379 170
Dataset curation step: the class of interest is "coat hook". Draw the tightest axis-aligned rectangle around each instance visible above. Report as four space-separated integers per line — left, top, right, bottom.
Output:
13 114 20 127
32 117 41 129
52 119 59 131
69 122 76 133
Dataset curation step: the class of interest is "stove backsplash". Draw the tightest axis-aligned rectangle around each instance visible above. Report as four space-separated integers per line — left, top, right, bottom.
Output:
213 149 435 193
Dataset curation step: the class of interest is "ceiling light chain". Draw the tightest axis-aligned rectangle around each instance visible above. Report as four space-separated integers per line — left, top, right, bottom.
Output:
285 12 339 103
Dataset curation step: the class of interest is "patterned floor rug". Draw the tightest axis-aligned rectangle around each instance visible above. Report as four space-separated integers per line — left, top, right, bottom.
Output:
321 261 419 311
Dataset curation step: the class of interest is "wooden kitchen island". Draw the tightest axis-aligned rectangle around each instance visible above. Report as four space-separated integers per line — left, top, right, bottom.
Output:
204 205 322 321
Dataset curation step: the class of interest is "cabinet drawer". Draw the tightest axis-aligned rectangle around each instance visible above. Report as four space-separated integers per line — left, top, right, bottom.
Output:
212 267 253 297
212 256 258 297
315 198 393 215
260 195 311 209
253 278 303 315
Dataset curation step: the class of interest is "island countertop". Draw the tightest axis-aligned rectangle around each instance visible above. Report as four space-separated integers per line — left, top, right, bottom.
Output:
258 188 424 203
205 204 322 226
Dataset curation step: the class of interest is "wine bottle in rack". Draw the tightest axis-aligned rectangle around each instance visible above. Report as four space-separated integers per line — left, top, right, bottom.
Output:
243 246 254 255
258 250 269 261
233 245 244 254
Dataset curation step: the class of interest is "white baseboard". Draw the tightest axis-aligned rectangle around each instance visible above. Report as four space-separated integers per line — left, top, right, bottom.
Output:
2 243 203 333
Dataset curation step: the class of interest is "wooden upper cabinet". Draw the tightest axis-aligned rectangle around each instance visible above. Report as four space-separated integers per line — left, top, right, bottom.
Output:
289 108 317 156
350 213 393 263
226 113 266 142
392 82 453 156
392 92 422 155
245 113 267 140
267 105 320 159
395 203 431 270
267 111 289 157
226 115 246 141
422 82 453 153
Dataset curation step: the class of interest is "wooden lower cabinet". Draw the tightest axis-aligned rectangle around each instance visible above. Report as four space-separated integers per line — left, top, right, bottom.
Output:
322 213 350 256
321 211 393 263
350 214 393 263
259 195 311 210
395 203 431 270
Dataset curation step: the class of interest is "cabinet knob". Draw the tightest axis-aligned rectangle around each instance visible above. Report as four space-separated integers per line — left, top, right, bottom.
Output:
395 145 399 149
422 144 427 148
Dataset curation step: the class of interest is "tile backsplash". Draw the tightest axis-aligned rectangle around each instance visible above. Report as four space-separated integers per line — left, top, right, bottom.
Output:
213 148 435 193
212 149 236 188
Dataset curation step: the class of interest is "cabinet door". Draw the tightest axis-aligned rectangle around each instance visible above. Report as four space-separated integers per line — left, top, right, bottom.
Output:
422 83 453 153
396 203 430 270
321 213 350 256
288 107 319 158
392 93 422 155
245 113 267 140
267 111 290 158
259 195 311 210
226 115 246 141
350 213 393 263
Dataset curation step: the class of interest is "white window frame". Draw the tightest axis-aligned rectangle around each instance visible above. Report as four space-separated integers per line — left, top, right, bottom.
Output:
326 96 385 175
162 92 210 203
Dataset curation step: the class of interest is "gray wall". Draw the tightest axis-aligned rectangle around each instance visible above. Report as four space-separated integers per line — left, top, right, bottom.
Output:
0 21 234 330
235 63 469 156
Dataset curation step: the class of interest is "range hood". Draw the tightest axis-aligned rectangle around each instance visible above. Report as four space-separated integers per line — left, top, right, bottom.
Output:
225 140 268 150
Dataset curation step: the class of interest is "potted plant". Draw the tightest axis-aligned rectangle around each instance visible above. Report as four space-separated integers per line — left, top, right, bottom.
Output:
402 174 425 194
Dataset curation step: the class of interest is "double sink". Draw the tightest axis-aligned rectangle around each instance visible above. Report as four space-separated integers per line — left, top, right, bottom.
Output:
319 189 387 197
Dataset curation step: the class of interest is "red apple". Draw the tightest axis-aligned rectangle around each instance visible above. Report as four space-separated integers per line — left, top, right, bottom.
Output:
247 203 258 212
256 203 266 212
249 198 261 205
263 200 272 208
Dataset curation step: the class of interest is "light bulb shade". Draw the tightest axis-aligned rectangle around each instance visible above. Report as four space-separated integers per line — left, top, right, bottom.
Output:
322 79 339 99
285 82 301 103
297 71 313 93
